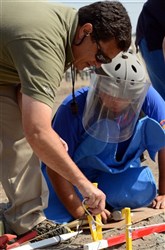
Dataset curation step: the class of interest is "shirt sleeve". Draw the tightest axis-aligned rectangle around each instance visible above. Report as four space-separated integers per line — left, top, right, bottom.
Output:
142 86 165 128
7 39 65 108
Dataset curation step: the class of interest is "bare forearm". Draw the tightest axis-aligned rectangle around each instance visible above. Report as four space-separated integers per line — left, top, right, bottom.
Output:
21 94 84 187
47 168 85 219
27 128 89 190
22 95 106 214
26 128 106 214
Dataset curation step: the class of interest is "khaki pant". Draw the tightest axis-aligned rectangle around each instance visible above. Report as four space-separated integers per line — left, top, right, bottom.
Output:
0 85 48 235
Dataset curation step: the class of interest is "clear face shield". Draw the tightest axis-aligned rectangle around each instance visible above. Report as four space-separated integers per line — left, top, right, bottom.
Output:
82 73 150 143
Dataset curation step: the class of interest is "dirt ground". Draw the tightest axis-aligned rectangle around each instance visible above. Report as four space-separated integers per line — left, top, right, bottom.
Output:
0 76 165 249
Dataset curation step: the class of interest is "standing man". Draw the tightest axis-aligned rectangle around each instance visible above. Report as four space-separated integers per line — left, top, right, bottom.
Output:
136 0 165 100
0 0 131 239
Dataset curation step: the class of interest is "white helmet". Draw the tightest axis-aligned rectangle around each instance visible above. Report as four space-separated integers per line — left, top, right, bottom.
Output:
95 51 147 99
82 52 150 143
100 51 146 82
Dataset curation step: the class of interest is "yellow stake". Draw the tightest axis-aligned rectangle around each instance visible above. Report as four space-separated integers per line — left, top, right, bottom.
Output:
86 183 103 241
122 207 132 250
95 212 103 240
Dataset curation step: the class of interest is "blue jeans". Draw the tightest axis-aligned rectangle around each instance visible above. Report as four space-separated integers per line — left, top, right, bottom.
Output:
139 38 165 100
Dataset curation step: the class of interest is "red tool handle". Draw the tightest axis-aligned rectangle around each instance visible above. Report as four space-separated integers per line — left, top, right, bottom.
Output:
7 230 38 249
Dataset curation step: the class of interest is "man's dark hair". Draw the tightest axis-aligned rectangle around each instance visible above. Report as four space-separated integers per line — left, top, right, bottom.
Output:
78 1 132 51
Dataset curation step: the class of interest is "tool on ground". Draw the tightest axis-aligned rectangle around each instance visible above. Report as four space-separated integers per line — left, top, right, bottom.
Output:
0 230 37 249
8 231 82 250
0 234 17 249
112 210 124 221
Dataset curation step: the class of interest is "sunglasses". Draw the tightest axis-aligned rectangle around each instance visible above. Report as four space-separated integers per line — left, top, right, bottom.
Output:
95 40 112 64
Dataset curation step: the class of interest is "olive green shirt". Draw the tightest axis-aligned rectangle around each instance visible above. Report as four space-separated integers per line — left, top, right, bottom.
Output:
0 1 78 108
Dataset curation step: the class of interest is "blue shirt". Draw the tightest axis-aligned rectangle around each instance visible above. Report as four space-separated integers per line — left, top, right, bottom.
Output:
52 85 165 158
42 85 165 221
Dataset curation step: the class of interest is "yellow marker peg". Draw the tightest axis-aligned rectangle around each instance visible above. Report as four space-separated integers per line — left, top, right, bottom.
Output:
87 214 98 241
122 207 132 250
86 183 103 241
95 212 103 240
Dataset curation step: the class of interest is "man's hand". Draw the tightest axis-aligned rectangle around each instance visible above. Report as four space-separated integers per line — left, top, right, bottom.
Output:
100 209 111 224
151 195 165 209
80 182 106 215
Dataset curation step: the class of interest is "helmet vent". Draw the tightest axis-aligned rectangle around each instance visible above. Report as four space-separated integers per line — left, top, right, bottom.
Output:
115 63 121 71
116 77 121 83
132 65 137 73
122 54 128 59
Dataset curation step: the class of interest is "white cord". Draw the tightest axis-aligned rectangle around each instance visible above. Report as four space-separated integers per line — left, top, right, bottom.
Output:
82 199 103 226
131 222 165 230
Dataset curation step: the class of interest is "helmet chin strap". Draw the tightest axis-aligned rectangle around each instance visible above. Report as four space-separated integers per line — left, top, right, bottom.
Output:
70 64 78 114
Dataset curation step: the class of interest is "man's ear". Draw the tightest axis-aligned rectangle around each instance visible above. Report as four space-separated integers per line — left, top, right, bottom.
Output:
73 23 93 46
79 23 93 39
